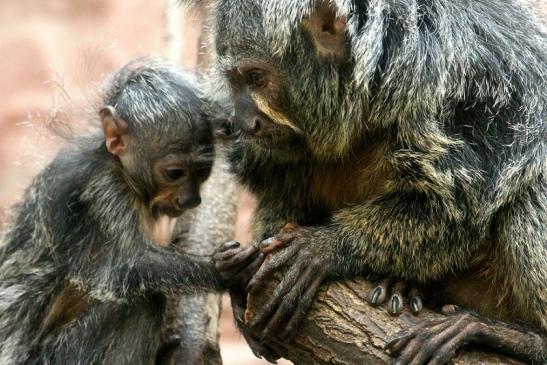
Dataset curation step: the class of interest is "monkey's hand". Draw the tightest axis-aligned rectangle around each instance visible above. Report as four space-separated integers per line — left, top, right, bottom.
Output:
367 277 424 316
245 223 335 341
214 242 281 363
214 241 265 288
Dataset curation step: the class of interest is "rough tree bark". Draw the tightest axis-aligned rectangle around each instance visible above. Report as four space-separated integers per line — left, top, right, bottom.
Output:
161 3 237 364
246 278 524 365
164 156 239 365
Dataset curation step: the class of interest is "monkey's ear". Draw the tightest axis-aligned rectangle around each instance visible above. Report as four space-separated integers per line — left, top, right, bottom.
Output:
302 1 348 59
100 106 129 156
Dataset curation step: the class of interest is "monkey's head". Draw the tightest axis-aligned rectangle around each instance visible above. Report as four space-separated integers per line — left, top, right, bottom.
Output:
210 0 535 161
100 58 215 218
213 0 367 161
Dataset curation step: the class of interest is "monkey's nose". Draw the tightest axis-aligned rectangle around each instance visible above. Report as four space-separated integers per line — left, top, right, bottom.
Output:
240 118 261 136
177 195 201 210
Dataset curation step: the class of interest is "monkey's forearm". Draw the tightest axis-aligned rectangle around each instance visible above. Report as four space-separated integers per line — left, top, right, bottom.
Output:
327 193 477 282
84 246 225 299
129 246 224 293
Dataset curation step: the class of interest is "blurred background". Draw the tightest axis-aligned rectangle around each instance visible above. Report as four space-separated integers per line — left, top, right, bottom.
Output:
0 0 544 364
0 0 289 364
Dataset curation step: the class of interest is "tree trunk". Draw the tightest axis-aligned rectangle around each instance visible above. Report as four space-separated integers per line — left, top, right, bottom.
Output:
161 3 236 364
164 156 239 365
247 278 524 365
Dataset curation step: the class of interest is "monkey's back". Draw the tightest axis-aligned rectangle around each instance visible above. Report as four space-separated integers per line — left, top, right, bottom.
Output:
0 144 166 364
0 165 67 364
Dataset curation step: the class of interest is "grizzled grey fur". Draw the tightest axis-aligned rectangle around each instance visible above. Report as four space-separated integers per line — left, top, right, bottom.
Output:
0 58 224 364
191 0 547 363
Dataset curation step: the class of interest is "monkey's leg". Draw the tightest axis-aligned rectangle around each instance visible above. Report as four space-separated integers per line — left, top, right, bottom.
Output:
386 306 547 365
388 180 547 364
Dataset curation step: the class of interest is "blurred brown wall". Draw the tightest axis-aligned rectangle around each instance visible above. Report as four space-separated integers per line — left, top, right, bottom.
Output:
0 1 278 364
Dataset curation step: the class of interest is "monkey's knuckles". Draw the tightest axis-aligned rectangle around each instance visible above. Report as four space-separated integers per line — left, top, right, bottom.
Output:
259 223 309 254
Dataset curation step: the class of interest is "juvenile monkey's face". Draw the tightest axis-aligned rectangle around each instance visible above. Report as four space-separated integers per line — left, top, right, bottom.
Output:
147 144 213 218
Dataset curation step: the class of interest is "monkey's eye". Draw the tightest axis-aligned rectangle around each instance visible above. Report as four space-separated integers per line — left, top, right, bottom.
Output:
247 69 267 88
164 167 186 182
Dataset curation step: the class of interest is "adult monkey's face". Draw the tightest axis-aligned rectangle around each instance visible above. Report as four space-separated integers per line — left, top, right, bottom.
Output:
214 0 371 162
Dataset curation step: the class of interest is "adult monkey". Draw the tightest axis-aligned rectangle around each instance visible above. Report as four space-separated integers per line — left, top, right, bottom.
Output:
197 0 546 363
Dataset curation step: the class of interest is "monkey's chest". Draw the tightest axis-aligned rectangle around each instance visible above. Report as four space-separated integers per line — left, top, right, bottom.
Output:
310 161 388 210
142 215 178 247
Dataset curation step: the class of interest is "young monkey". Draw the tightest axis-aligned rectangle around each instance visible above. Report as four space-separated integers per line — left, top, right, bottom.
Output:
0 57 225 365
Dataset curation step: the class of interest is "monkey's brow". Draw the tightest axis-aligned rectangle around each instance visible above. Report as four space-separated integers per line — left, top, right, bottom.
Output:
192 146 214 161
159 143 192 156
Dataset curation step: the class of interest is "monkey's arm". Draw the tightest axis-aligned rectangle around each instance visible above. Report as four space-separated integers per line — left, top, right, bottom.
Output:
127 245 224 293
74 242 224 301
245 188 477 339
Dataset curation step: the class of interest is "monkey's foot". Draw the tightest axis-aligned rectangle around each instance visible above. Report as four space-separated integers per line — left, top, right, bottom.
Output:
385 307 484 365
386 305 547 365
367 278 423 315
214 241 265 288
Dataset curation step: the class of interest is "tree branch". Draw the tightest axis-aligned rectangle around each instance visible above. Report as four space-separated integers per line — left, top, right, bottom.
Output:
247 278 524 365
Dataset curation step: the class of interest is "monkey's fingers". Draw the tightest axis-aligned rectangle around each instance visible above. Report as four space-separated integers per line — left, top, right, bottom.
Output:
391 314 476 365
230 291 247 324
259 233 296 254
243 332 281 364
257 263 311 340
215 244 260 272
408 286 424 314
247 244 297 294
224 252 266 288
384 318 448 355
283 266 327 339
441 304 460 315
231 291 282 363
217 240 241 253
248 261 306 335
368 278 424 316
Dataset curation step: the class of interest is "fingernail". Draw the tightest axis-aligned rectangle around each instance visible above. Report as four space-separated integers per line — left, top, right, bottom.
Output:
388 296 401 315
411 297 422 314
442 304 460 314
225 241 240 249
370 287 382 305
260 237 276 247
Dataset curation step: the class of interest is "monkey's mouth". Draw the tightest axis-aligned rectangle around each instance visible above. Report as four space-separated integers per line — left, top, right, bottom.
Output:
242 133 306 152
152 203 186 218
